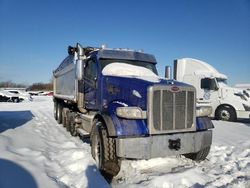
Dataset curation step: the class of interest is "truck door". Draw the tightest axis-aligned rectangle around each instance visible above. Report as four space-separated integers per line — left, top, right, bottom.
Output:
201 78 220 105
84 59 98 109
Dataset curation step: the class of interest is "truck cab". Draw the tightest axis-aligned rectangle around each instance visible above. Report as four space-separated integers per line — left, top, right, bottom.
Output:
174 58 250 121
53 44 214 178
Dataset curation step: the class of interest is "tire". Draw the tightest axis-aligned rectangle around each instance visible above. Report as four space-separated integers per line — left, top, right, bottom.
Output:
54 101 58 120
7 98 13 102
91 120 120 180
57 103 63 124
183 146 211 161
13 98 19 103
62 108 70 128
66 111 71 132
69 113 78 136
216 106 236 122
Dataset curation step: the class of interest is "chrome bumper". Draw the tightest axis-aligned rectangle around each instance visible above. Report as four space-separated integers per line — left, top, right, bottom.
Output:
116 130 212 159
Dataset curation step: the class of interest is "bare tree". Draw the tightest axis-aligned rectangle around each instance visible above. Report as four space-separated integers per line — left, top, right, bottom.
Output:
0 80 27 88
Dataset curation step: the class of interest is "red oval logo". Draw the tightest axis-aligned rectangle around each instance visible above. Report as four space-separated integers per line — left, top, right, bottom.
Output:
170 86 180 92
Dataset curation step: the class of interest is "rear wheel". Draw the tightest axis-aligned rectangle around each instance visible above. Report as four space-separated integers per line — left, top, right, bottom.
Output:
183 146 211 161
65 111 71 132
54 101 58 120
91 120 120 181
57 103 63 124
62 108 70 128
216 106 236 122
69 112 78 136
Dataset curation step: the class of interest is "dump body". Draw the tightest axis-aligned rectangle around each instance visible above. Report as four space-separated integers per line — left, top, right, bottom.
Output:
53 55 77 101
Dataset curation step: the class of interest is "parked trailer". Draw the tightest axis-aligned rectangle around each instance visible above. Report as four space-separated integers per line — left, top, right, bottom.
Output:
53 44 214 178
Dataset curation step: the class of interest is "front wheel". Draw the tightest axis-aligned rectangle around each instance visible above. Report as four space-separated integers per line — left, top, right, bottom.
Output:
91 120 120 180
216 106 236 122
183 146 211 161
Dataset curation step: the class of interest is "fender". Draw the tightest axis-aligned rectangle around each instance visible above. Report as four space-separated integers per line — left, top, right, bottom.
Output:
96 113 117 137
104 100 149 137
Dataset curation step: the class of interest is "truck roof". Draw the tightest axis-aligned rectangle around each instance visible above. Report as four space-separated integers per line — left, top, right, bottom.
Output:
54 48 157 74
176 58 227 80
97 49 157 64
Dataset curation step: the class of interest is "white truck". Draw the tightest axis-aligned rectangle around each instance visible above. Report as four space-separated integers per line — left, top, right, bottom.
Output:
171 58 250 121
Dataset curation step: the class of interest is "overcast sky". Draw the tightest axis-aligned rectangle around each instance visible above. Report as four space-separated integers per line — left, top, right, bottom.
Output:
0 0 249 85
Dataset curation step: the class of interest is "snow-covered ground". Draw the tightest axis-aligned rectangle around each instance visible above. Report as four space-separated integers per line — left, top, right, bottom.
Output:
0 97 249 188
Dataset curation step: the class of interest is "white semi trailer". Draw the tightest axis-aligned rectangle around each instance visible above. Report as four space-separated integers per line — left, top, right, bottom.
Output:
171 58 250 121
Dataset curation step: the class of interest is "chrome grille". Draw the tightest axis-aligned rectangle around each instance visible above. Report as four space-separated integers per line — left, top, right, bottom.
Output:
148 86 196 134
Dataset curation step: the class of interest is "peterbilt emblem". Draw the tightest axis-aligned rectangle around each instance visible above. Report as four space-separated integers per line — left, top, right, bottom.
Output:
170 86 180 92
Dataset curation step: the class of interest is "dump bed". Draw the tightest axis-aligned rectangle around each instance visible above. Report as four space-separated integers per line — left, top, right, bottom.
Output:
53 55 77 102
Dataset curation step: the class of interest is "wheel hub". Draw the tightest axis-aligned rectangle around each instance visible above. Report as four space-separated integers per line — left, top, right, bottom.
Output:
221 110 230 120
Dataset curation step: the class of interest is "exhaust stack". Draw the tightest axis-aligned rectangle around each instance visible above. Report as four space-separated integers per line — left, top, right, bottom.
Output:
76 43 87 113
165 66 171 79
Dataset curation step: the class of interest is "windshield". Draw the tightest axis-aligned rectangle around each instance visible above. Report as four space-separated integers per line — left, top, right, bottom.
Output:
100 59 158 75
216 78 228 87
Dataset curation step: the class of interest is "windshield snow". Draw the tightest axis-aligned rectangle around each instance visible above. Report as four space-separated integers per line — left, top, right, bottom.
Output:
102 62 160 83
100 59 158 75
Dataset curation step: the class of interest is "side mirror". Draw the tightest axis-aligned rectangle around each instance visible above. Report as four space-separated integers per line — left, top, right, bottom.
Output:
76 60 83 80
212 84 219 91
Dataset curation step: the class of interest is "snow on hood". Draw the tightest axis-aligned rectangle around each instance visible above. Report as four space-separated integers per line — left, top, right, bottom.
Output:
102 63 160 83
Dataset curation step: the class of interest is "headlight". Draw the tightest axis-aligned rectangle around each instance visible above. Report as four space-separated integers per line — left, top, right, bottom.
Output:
243 104 250 111
196 106 212 117
116 107 147 119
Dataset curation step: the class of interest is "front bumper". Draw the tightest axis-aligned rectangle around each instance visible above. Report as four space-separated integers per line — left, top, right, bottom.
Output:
116 130 212 159
236 110 250 119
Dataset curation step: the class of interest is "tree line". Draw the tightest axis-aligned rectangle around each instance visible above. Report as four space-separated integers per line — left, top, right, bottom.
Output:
0 81 53 91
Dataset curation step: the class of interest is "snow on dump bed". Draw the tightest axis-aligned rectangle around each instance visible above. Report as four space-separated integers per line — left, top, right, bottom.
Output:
0 97 250 188
102 63 160 83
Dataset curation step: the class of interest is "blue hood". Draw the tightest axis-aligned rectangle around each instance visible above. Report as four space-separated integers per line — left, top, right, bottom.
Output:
100 75 195 137
102 75 192 110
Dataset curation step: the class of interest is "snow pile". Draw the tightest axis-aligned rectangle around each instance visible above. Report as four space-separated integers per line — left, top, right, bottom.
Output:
102 63 160 83
0 97 109 188
112 120 250 188
0 97 250 188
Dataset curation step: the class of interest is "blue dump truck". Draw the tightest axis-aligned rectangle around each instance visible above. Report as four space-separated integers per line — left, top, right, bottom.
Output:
53 43 214 178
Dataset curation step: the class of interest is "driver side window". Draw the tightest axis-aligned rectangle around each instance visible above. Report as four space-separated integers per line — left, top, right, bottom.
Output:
85 59 97 81
201 78 218 90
